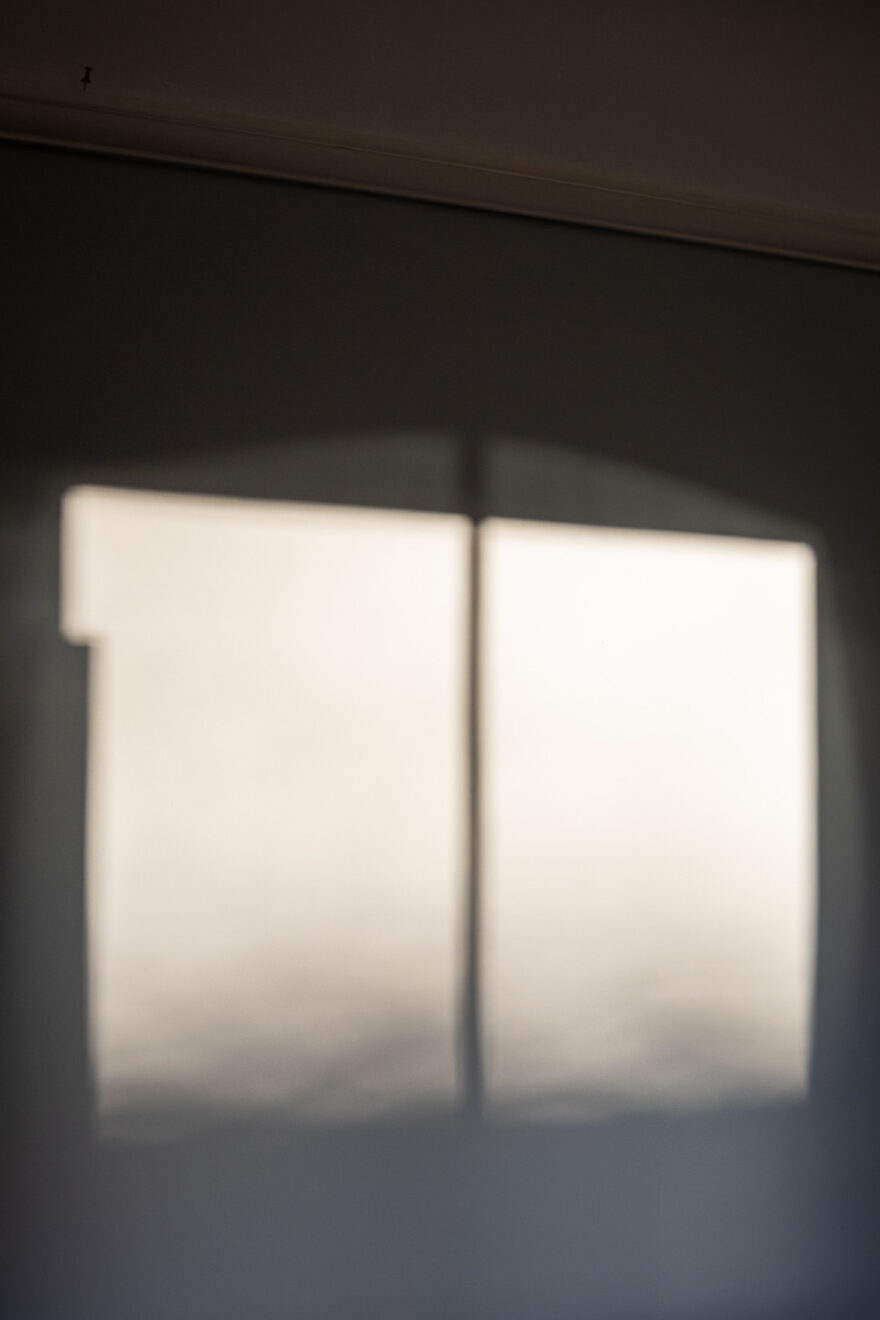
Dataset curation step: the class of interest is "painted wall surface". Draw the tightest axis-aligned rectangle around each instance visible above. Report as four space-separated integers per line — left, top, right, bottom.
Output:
2 141 880 1320
3 3 880 218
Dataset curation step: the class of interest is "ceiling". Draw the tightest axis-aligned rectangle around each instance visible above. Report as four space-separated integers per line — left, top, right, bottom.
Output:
2 2 880 268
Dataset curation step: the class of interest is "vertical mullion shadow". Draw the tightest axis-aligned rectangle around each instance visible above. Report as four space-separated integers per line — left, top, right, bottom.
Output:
460 434 484 1120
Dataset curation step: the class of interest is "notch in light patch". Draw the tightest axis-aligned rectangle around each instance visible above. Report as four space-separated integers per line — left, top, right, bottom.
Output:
482 520 816 1119
62 487 467 1135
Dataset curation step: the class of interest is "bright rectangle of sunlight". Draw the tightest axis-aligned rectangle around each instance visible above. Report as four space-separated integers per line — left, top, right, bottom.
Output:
62 488 816 1132
62 488 467 1133
482 520 816 1118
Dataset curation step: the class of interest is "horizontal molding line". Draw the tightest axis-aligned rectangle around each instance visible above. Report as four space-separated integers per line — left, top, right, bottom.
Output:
2 88 880 272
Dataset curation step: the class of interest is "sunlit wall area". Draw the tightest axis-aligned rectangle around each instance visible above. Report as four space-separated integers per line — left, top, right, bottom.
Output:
483 520 816 1118
61 487 467 1134
61 485 818 1135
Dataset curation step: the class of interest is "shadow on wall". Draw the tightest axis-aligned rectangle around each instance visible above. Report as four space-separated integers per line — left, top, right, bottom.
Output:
8 431 870 1320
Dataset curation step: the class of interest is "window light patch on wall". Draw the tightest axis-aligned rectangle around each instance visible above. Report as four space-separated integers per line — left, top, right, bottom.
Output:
61 486 816 1134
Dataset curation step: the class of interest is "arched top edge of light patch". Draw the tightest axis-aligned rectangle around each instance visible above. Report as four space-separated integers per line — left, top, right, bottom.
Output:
61 484 468 645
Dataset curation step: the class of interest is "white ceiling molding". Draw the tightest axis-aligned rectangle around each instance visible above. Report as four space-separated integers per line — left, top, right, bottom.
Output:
3 85 880 272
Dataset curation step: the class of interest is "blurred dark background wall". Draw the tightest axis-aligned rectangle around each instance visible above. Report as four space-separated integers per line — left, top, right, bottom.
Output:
4 2 880 266
2 137 880 1319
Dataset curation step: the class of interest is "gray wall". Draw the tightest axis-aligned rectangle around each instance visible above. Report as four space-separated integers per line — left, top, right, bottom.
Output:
5 2 880 218
3 141 880 1320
